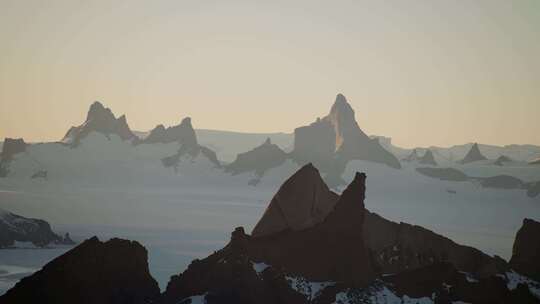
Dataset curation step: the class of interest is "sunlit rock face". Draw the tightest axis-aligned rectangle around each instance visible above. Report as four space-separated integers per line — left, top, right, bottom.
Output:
0 237 160 304
292 94 401 171
251 163 339 237
62 101 136 146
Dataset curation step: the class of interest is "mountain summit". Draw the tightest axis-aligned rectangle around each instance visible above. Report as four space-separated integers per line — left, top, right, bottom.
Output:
62 101 136 146
292 94 401 170
459 143 487 164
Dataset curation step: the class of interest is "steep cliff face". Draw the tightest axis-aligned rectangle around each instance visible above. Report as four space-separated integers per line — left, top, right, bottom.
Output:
0 237 160 304
62 102 136 146
510 218 540 281
291 94 401 171
0 138 27 177
251 163 339 237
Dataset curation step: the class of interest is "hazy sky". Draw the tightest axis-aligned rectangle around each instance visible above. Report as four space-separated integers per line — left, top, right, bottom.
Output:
1 0 539 148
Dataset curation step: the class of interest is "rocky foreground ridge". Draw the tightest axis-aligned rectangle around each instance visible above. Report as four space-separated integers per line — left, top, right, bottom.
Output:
2 164 539 304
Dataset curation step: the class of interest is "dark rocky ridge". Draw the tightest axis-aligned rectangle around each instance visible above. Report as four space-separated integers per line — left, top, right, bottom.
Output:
510 218 540 281
0 209 74 248
225 138 288 179
62 101 136 146
292 94 401 171
459 143 487 164
416 167 469 181
159 165 538 304
0 237 159 304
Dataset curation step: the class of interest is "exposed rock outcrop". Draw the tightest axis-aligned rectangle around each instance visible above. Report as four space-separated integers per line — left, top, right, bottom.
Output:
225 138 288 177
143 118 221 168
251 163 339 237
62 102 136 146
291 94 401 171
419 149 437 166
363 210 504 278
459 143 487 164
494 155 513 166
140 117 198 146
416 167 469 181
0 237 160 304
510 218 540 281
0 138 26 160
0 138 27 177
0 209 72 248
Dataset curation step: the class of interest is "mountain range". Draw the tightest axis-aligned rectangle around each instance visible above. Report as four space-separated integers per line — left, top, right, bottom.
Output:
1 164 538 304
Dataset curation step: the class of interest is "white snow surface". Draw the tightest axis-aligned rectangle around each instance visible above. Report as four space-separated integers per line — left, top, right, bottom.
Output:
333 285 434 304
503 271 540 299
286 275 335 301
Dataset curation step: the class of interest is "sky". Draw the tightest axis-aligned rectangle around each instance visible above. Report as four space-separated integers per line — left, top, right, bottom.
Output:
0 0 539 148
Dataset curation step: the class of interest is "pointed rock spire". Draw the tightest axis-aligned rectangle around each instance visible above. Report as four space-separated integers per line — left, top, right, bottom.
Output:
251 163 339 237
459 143 487 164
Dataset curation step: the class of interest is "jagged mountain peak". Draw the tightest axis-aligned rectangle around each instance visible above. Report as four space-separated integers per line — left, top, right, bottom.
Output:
62 101 136 146
251 163 339 237
459 142 487 164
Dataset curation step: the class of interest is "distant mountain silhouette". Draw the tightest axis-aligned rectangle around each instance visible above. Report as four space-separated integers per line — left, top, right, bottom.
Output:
138 117 198 146
459 143 487 164
62 101 136 146
0 138 27 177
292 94 401 170
225 138 288 180
146 117 221 169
